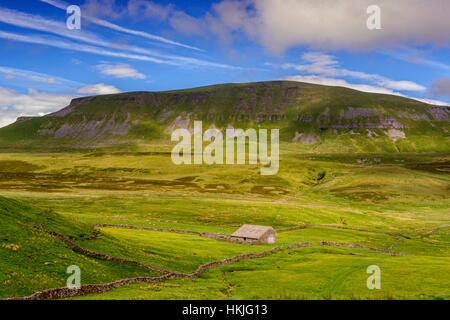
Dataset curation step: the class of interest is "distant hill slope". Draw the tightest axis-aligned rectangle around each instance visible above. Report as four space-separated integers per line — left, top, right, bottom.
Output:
0 81 448 152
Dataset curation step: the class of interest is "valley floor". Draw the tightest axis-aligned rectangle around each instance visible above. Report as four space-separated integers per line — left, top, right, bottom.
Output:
0 149 449 300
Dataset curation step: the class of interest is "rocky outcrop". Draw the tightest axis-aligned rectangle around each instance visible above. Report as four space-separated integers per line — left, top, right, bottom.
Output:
341 107 374 119
38 112 131 139
319 116 408 129
427 107 449 121
293 132 318 144
166 113 191 134
4 81 448 150
386 129 406 142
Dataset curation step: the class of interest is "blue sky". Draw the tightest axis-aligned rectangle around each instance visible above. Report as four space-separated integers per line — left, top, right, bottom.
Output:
0 0 449 127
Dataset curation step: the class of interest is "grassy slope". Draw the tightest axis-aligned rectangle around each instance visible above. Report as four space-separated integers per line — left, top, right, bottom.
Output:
0 196 157 299
0 82 447 299
3 192 447 300
79 249 450 300
0 81 448 152
0 150 448 300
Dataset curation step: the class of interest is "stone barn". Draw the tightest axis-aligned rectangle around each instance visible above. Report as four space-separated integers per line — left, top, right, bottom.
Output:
231 225 277 244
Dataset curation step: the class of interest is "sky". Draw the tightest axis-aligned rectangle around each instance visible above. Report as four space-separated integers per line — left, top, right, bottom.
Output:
0 0 449 127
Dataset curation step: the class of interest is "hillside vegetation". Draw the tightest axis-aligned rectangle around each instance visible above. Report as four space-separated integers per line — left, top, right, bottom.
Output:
0 151 449 300
0 81 448 300
0 81 448 152
0 196 157 298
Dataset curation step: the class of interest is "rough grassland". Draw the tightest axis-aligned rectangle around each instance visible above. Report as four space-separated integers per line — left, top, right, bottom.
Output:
0 149 448 300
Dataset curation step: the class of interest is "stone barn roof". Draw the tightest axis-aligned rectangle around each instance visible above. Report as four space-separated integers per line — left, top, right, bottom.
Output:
231 225 275 240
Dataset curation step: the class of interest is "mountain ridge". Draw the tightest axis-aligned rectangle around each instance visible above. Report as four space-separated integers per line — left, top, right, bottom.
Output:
1 81 448 153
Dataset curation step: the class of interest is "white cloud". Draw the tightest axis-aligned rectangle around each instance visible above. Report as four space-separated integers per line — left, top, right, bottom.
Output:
381 50 450 72
96 63 146 79
40 0 202 51
253 0 450 52
0 29 238 70
0 65 81 86
171 0 450 53
0 7 237 70
378 80 425 92
0 87 76 127
0 82 124 128
414 98 449 106
76 83 122 95
0 30 172 65
272 52 426 92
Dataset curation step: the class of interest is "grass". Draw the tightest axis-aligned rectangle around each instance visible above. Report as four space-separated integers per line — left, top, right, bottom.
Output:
0 81 448 153
74 248 450 300
0 148 448 300
0 196 159 299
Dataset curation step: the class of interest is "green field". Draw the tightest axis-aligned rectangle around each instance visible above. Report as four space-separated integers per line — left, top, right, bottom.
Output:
0 149 449 300
0 82 448 300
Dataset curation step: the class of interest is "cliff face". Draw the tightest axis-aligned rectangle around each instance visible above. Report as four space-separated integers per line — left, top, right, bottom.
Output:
1 81 449 152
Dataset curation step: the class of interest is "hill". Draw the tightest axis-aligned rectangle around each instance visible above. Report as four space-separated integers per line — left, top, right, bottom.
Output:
0 195 163 299
0 81 448 152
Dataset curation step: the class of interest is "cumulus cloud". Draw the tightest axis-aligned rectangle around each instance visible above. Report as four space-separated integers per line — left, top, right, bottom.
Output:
270 52 426 92
76 83 122 95
40 0 450 54
0 87 75 127
429 78 450 98
167 0 450 53
0 82 124 128
255 0 449 52
96 63 146 79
